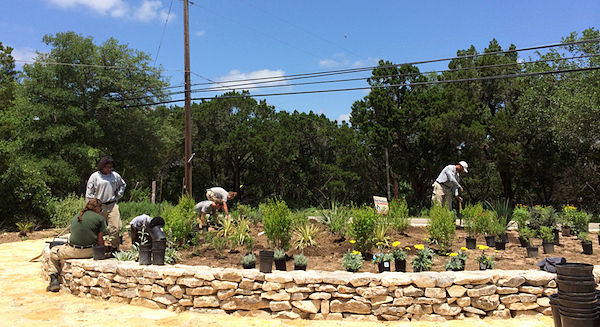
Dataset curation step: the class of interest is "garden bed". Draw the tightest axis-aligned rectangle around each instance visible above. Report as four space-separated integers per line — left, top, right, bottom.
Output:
118 224 600 273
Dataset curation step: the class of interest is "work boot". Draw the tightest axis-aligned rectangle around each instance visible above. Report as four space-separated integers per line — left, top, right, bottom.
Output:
46 273 60 292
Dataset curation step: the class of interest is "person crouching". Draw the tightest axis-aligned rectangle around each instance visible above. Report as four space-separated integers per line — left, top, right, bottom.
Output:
46 199 106 292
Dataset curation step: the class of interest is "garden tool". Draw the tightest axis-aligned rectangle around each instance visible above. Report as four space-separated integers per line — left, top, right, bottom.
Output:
457 200 463 226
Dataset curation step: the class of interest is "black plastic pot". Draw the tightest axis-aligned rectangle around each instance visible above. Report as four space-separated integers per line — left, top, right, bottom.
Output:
557 297 599 310
560 315 600 327
549 294 561 327
346 268 358 273
557 280 597 293
259 250 274 273
93 245 105 260
526 246 539 258
377 261 391 273
485 235 496 247
242 262 255 269
519 236 531 247
556 263 594 277
581 241 593 255
562 226 571 237
557 274 595 283
500 233 509 243
394 258 406 272
559 310 599 319
495 241 506 250
554 229 561 245
465 237 477 249
152 249 165 265
559 303 599 312
543 242 555 254
361 252 373 261
558 291 597 302
138 243 152 265
598 234 600 246
294 264 307 271
479 262 489 271
274 258 287 271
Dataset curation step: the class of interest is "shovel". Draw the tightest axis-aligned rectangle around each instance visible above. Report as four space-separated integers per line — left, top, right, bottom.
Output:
457 200 463 227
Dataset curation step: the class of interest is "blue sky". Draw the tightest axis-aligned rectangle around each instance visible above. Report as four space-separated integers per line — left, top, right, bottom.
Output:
1 0 599 122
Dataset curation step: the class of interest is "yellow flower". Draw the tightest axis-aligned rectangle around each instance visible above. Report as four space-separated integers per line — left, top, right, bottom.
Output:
376 242 383 246
352 250 360 255
392 241 401 248
349 240 356 244
405 247 411 250
414 244 425 250
494 250 499 253
460 247 468 251
449 252 458 257
477 245 489 250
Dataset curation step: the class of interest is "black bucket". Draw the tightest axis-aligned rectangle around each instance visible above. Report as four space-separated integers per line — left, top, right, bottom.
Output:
242 262 255 269
549 294 562 327
556 263 594 277
152 248 165 265
526 246 539 258
139 243 152 265
581 241 593 255
395 258 406 272
294 264 306 271
465 237 477 249
93 245 105 260
259 250 274 273
557 280 597 294
274 258 287 271
560 315 600 327
485 235 496 247
557 274 595 283
377 261 391 273
558 291 598 302
150 226 166 241
500 233 509 243
543 242 555 254
495 241 506 250
554 229 561 245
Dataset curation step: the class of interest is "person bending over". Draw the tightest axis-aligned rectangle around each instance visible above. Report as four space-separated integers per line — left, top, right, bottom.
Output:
205 186 236 219
129 215 165 246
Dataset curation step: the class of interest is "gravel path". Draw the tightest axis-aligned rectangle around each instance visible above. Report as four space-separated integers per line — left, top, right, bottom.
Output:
0 238 554 327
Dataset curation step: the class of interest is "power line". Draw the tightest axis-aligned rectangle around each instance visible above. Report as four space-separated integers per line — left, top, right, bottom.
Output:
153 0 175 67
122 65 600 108
115 53 599 102
158 37 600 90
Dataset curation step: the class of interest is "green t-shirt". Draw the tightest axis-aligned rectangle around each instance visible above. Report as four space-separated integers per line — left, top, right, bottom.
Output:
69 211 107 246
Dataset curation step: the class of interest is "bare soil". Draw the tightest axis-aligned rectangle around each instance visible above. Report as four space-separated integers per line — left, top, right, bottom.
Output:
0 229 62 244
173 224 600 273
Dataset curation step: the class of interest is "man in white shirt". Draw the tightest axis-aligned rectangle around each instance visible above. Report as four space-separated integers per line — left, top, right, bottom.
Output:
205 187 237 219
431 161 468 210
195 200 221 228
86 156 126 250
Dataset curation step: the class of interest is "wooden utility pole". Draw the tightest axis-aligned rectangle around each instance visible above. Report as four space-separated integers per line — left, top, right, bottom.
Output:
385 148 391 200
183 0 193 195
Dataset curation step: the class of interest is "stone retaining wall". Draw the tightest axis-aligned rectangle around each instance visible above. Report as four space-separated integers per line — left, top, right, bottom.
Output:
41 249 600 321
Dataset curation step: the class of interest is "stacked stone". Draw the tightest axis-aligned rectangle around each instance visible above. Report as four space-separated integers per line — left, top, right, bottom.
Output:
44 255 580 321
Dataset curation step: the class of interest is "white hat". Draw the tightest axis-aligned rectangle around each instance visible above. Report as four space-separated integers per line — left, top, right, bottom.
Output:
459 161 469 173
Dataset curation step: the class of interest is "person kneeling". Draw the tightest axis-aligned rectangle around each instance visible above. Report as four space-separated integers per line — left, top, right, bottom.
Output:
46 199 106 292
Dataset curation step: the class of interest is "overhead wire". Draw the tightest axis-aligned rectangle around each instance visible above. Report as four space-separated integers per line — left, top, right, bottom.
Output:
153 0 175 67
121 65 600 108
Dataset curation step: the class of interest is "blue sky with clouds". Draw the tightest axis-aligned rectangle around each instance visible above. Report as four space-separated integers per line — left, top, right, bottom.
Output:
1 0 599 122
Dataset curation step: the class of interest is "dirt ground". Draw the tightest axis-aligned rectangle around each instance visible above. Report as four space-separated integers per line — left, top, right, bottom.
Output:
171 224 600 273
0 228 62 244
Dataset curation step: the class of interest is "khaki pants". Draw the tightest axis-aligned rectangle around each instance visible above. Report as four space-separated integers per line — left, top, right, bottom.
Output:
48 244 94 275
431 182 453 210
100 203 122 247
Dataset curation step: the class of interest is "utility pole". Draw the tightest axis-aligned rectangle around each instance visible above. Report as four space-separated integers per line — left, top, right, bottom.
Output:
183 0 192 195
385 148 391 200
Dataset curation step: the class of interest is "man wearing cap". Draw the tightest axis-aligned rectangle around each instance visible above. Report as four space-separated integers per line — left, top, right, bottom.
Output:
431 161 469 210
205 187 237 219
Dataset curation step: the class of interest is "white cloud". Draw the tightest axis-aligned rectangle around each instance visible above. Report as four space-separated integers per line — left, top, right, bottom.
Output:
195 30 206 37
336 113 351 123
213 69 287 92
12 47 38 66
46 0 175 23
319 53 378 69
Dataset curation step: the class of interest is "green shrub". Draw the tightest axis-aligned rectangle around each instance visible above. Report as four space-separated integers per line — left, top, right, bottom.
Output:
485 198 513 227
387 198 410 233
261 198 293 250
232 204 261 225
392 247 407 260
274 248 286 260
512 206 530 231
373 252 394 263
528 206 558 229
569 210 591 235
241 253 256 265
163 195 197 248
292 223 319 251
165 246 181 264
342 250 363 272
49 194 86 228
462 203 485 237
539 226 555 243
372 222 391 248
320 201 349 236
578 231 591 242
519 226 536 243
349 206 377 254
445 253 464 271
412 245 434 272
427 205 456 251
294 253 308 266
126 186 150 202
488 213 506 237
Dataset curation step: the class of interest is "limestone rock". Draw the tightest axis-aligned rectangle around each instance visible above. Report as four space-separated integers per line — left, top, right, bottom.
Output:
131 297 163 309
433 303 461 316
508 302 539 311
412 274 437 288
293 271 322 284
211 280 237 290
261 290 290 301
491 308 511 319
153 293 178 306
453 273 491 285
321 272 352 285
330 299 371 314
356 286 388 298
232 310 271 318
471 294 500 311
270 301 292 311
537 297 550 307
290 293 308 301
522 271 555 286
466 285 497 297
241 270 265 281
349 274 378 287
425 287 446 298
500 294 520 304
343 314 378 321
519 286 544 295
392 297 414 306
403 285 424 297
321 300 330 314
186 286 214 296
547 280 557 288
447 285 467 298
519 293 538 303
497 287 519 294
261 282 282 291
221 295 270 310
371 296 393 306
273 311 300 319
265 272 293 283
217 289 236 300
291 300 321 313
177 277 204 288
167 285 183 299
337 285 355 293
415 297 446 305
381 274 412 287
179 298 193 306
214 269 243 282
497 276 526 288
285 285 312 293
463 306 486 315
315 284 336 292
309 292 331 300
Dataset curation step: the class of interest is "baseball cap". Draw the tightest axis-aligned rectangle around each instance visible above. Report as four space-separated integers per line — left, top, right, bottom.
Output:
459 161 469 173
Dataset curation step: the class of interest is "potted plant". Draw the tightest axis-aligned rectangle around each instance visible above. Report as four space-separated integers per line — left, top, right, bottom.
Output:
137 226 152 265
482 211 498 247
476 245 495 270
411 244 434 272
445 252 464 271
374 252 393 273
458 247 468 267
391 241 407 272
274 248 287 271
512 205 530 246
258 249 274 273
342 250 363 272
241 253 256 269
349 207 377 260
462 203 484 249
490 217 507 250
293 254 308 270
540 226 555 254
518 226 534 248
579 232 593 255
561 205 576 236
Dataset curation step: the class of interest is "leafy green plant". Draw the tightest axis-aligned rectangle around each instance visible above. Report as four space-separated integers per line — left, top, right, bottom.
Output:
488 215 506 237
234 204 261 226
373 252 394 263
294 253 308 266
445 253 464 271
387 198 410 233
320 201 349 236
49 193 86 228
578 232 591 243
120 200 171 225
231 217 251 247
261 198 293 250
462 203 485 237
569 210 591 235
342 250 363 272
292 223 319 251
485 198 513 227
274 248 286 260
349 206 377 254
243 235 255 254
427 205 456 251
114 247 138 261
211 236 228 257
519 226 536 243
391 244 407 261
241 253 256 265
476 246 495 269
539 226 555 243
164 195 197 247
528 206 558 230
165 246 181 264
512 205 530 232
16 221 35 236
127 186 149 202
411 245 435 272
372 222 391 248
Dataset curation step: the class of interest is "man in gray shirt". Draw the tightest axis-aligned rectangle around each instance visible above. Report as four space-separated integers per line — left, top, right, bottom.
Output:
86 156 126 250
195 200 221 228
205 187 237 219
431 161 468 210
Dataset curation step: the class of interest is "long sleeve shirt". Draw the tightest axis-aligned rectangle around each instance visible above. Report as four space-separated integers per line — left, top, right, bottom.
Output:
207 187 229 203
86 171 126 204
435 165 461 192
